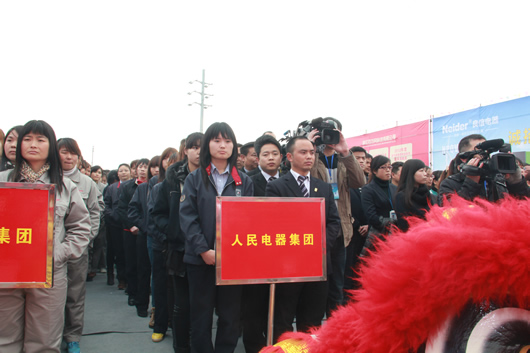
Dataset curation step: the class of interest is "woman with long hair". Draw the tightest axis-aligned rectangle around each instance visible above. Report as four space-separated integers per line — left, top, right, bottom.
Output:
360 155 397 254
180 122 253 353
150 132 203 347
158 147 177 183
393 159 432 232
0 120 91 353
144 147 176 336
0 125 24 172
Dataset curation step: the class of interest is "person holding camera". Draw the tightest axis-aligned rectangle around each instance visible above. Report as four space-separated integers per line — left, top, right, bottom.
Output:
306 117 365 315
438 134 530 204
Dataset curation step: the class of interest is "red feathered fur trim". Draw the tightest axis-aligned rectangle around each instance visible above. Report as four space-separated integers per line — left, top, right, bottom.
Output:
301 196 530 353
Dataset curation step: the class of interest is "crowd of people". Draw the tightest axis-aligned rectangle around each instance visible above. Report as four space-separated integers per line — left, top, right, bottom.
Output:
1 119 529 353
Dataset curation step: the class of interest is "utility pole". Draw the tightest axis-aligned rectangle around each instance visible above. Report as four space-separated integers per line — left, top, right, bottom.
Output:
188 69 213 132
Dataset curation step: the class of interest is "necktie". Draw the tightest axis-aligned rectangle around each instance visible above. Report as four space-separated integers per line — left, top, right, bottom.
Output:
298 175 309 198
268 176 276 182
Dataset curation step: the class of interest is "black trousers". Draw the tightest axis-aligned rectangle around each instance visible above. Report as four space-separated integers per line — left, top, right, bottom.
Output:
123 231 151 310
273 280 328 343
152 248 168 334
344 230 367 295
171 273 191 353
106 225 126 282
242 284 269 353
187 264 242 353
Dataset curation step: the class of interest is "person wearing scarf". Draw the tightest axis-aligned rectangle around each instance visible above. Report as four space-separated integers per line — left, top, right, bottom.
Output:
394 159 434 232
0 120 90 353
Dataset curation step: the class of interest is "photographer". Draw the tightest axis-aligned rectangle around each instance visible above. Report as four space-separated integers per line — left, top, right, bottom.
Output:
439 134 530 204
305 117 365 314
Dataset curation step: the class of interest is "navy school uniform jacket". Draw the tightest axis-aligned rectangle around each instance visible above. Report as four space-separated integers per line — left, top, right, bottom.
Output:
104 180 130 228
179 165 254 266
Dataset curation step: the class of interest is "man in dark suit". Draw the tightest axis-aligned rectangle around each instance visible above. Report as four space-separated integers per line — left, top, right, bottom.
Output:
239 141 259 174
250 135 283 196
265 136 341 342
242 134 284 353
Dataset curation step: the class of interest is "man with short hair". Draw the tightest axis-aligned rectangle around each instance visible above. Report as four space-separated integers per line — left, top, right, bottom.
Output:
350 146 367 168
240 142 259 174
364 153 372 181
439 134 530 203
242 134 283 352
236 143 244 170
308 118 365 315
266 136 341 342
250 135 283 195
391 161 404 187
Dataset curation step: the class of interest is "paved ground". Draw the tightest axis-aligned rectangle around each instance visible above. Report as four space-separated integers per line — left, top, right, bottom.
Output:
71 273 246 353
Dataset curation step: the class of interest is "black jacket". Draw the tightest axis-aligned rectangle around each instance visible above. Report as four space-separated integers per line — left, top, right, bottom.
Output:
250 170 281 197
117 179 138 230
128 182 149 235
265 172 341 275
151 161 188 252
104 180 128 228
180 165 254 265
438 172 530 205
393 186 431 232
350 187 368 233
361 178 397 233
146 183 166 251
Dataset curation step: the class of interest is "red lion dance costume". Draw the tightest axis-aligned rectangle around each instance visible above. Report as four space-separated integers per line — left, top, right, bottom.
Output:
262 197 530 353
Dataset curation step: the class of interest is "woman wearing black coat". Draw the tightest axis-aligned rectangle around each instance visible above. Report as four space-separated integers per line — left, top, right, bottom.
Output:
361 155 397 233
393 159 432 232
360 155 397 254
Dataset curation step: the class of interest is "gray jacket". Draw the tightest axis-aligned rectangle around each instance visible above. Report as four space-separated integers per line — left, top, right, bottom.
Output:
0 170 91 267
64 168 104 240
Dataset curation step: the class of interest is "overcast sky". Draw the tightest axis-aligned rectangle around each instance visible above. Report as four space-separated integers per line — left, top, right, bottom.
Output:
1 1 529 169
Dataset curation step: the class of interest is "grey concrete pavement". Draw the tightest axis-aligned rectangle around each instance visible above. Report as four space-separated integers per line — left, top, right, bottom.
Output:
75 273 246 353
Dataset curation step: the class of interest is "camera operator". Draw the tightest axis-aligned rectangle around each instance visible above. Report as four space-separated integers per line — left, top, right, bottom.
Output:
305 117 365 315
439 134 530 204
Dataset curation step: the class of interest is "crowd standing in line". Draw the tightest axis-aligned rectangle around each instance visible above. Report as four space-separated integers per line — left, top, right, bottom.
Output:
1 119 529 353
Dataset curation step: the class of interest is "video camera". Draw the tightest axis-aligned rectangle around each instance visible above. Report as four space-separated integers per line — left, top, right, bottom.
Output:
296 117 341 145
459 139 517 177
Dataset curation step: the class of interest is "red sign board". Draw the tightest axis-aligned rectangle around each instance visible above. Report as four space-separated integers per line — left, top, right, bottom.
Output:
0 182 55 288
216 197 326 285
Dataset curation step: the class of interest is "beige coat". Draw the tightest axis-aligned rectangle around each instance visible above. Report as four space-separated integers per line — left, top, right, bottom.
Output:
64 168 104 241
0 170 91 266
311 152 366 246
0 170 91 352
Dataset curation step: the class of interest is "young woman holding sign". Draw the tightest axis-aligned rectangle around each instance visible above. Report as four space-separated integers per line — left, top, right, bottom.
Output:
179 122 253 353
0 120 91 353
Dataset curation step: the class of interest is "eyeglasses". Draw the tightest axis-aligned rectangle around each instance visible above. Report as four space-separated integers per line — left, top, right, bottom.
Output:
379 165 392 170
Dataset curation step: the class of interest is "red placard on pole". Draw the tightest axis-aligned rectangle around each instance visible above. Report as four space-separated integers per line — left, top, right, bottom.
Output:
215 197 326 285
0 182 55 288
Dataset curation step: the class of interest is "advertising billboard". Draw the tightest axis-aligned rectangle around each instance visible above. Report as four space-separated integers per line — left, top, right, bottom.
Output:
346 120 430 165
432 96 530 170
